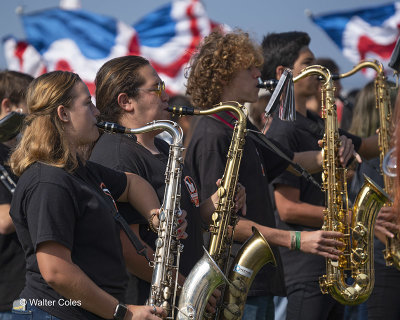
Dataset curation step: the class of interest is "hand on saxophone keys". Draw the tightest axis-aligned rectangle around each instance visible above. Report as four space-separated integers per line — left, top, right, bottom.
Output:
318 136 362 168
209 180 247 217
375 206 400 240
338 135 362 167
126 304 167 319
205 288 222 315
148 208 188 239
298 230 345 260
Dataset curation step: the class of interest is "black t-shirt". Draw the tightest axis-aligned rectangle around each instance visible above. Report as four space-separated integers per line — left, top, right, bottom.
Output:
90 133 204 304
0 143 25 311
10 161 128 320
266 110 362 287
184 111 293 297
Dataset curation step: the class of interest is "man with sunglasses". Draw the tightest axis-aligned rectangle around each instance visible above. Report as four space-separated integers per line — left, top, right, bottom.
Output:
90 55 243 311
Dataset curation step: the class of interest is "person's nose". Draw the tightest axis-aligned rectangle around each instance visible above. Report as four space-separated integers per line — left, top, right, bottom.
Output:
161 90 169 102
253 67 261 78
92 103 100 117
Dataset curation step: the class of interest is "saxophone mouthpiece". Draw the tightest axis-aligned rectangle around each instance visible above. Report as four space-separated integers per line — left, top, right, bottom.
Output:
96 121 128 134
167 106 196 115
257 77 278 91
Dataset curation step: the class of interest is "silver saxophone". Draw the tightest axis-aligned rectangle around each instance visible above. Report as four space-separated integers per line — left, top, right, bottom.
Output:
97 120 184 319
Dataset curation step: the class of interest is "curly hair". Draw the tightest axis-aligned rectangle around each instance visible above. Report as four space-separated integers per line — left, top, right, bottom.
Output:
186 30 263 110
95 55 150 123
10 71 81 176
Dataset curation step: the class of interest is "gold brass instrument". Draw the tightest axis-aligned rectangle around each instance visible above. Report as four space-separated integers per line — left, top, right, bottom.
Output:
168 103 276 320
333 60 400 270
294 65 389 305
97 120 184 319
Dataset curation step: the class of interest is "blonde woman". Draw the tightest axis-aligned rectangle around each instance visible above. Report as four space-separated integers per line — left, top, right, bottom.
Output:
8 71 183 320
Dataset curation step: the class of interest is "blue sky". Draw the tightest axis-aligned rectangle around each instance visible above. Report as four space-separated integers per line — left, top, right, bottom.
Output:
0 0 394 91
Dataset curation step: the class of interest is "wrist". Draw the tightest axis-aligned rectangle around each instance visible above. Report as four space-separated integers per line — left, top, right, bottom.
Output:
113 303 128 320
289 231 301 251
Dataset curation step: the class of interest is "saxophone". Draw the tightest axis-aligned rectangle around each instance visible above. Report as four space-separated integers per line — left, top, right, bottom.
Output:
333 60 400 270
168 103 276 320
295 65 389 305
96 120 184 319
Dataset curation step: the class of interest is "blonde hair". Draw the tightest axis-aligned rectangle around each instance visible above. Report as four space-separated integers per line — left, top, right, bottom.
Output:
10 71 82 176
186 30 263 109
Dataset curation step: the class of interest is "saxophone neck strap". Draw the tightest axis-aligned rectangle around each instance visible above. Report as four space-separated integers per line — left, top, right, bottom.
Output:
113 211 151 263
247 129 321 189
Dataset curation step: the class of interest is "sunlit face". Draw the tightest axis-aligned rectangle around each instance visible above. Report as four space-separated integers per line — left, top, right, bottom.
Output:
133 65 170 126
292 46 319 99
63 80 99 148
224 66 261 104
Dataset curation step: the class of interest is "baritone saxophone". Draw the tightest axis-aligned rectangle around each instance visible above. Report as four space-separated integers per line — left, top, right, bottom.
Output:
294 65 389 305
168 103 276 320
333 60 400 270
97 120 184 319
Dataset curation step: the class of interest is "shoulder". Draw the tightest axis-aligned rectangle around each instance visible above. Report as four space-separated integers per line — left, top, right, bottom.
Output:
91 133 140 170
17 162 74 195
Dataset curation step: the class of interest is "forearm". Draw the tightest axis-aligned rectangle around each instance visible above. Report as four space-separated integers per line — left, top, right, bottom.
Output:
0 203 14 234
291 151 322 175
234 218 290 249
277 202 324 228
118 173 160 220
120 227 154 282
358 135 379 159
39 255 118 319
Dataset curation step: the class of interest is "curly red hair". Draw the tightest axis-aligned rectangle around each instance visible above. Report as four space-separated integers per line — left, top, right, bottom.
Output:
186 30 263 109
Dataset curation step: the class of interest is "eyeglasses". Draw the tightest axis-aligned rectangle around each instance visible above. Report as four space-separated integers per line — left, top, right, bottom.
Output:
138 81 166 97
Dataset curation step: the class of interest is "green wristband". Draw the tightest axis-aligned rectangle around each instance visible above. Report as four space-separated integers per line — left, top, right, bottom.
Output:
295 231 301 251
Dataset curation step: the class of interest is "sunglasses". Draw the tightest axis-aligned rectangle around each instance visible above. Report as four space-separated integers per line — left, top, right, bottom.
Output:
138 81 166 97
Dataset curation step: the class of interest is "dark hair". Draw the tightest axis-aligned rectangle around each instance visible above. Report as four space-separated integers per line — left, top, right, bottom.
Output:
314 58 339 74
261 31 310 80
95 55 150 123
0 70 34 105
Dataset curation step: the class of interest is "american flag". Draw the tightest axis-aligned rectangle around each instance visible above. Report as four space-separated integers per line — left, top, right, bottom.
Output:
3 0 228 95
310 2 400 77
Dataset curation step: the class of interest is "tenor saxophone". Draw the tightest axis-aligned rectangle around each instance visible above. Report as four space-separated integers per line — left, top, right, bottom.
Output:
97 120 184 319
168 103 276 320
333 60 400 270
296 65 389 305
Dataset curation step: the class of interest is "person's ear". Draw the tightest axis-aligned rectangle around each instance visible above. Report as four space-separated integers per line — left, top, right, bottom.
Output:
0 98 13 118
57 105 69 122
117 93 135 112
276 66 286 80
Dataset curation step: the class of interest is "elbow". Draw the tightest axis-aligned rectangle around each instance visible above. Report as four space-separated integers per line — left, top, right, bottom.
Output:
0 218 15 234
40 268 65 289
276 205 296 223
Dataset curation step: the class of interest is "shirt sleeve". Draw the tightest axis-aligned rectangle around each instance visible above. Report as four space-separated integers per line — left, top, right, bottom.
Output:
88 161 127 200
25 182 77 251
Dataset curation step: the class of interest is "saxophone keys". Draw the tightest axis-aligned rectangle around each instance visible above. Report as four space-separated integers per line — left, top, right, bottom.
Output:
163 286 172 300
223 303 241 320
355 273 369 287
155 238 164 248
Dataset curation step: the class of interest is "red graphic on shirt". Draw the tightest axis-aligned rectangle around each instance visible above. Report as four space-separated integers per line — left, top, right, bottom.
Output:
184 176 200 207
100 182 118 210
